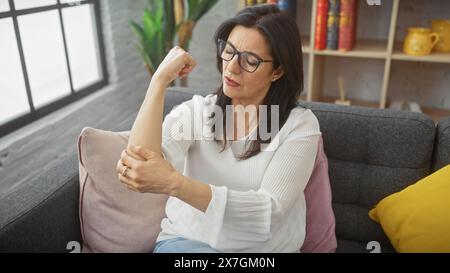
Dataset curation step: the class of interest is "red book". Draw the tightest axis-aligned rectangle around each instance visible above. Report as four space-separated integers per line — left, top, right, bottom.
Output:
267 0 278 4
338 0 358 51
315 0 329 50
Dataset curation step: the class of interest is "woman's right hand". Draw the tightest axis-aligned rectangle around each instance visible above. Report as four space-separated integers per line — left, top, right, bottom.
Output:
153 46 197 87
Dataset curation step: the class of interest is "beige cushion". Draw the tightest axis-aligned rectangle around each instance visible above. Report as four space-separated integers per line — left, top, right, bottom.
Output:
77 127 167 253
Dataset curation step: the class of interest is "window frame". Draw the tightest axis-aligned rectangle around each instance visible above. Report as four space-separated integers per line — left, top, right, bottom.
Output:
0 0 108 137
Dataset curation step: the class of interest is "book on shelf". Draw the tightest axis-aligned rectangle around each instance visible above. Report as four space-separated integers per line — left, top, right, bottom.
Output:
245 0 296 18
338 0 358 51
278 0 297 18
315 0 329 50
326 0 340 50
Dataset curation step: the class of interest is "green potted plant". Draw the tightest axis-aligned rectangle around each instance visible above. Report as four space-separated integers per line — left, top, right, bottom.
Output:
176 0 219 50
131 0 218 85
130 0 177 76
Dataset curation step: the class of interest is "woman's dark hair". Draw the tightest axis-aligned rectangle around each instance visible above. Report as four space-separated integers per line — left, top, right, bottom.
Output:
211 4 304 160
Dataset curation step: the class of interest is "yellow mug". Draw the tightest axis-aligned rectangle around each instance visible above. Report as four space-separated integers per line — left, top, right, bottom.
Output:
432 19 450 52
403 28 440 56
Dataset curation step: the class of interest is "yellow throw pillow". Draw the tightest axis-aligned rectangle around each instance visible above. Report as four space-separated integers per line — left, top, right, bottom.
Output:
369 165 450 253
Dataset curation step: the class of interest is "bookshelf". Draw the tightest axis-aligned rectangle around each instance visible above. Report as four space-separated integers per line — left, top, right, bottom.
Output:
238 0 450 123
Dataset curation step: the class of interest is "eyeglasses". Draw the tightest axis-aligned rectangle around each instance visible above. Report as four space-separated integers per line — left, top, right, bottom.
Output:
217 39 273 73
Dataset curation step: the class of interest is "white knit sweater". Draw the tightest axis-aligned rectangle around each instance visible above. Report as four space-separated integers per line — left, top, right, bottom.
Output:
156 94 321 253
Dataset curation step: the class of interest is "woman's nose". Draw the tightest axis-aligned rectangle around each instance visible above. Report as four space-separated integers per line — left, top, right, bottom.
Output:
227 54 241 74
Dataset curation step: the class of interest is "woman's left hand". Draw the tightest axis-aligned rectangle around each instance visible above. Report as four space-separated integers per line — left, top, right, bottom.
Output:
116 145 179 194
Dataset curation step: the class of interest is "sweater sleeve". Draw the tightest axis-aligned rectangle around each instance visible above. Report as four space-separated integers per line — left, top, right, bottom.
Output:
199 109 321 251
160 94 212 172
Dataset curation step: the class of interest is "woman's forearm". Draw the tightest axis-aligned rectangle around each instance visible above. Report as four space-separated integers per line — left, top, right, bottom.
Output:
171 172 212 213
127 78 167 160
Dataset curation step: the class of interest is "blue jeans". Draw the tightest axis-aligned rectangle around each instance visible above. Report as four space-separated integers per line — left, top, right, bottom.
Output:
153 237 221 253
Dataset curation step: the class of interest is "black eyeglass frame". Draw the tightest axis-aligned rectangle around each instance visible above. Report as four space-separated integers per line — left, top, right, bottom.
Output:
217 39 273 73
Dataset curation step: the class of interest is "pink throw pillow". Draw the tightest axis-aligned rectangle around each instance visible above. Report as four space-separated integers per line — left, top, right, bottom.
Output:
300 136 337 253
77 127 167 253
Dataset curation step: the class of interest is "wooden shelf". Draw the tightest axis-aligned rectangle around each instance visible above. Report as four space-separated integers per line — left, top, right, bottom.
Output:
313 39 388 59
302 36 310 53
299 94 307 101
421 106 450 124
392 42 450 63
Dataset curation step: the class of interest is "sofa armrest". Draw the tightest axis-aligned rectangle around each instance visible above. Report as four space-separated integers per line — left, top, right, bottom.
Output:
0 155 82 253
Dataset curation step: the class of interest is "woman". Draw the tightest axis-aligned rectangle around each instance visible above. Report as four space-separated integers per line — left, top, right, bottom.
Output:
116 4 321 253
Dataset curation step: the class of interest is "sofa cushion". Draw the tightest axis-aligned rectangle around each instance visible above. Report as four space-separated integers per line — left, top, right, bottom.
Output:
298 101 436 253
301 136 337 253
0 158 81 253
77 127 168 253
369 164 450 252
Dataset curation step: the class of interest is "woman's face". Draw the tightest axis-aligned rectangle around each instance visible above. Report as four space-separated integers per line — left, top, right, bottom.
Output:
222 25 284 107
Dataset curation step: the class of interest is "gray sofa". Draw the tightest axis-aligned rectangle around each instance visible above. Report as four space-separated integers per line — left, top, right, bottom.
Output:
1 87 449 253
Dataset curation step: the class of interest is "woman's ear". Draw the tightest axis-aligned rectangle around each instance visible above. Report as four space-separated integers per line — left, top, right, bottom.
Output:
272 67 284 82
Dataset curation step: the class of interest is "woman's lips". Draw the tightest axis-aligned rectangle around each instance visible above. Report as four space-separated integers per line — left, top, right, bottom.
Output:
224 76 240 87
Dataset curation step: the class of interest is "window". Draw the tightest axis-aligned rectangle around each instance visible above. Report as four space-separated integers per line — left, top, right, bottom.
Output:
0 0 107 137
